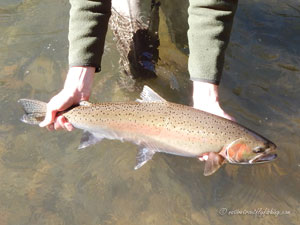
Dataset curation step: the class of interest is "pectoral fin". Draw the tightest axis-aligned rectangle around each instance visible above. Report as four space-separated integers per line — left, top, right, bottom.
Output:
78 131 104 149
135 147 156 170
203 152 226 176
79 129 124 150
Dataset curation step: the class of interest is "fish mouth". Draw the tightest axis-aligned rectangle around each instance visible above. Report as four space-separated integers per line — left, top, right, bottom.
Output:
249 146 277 164
249 141 277 164
253 153 277 163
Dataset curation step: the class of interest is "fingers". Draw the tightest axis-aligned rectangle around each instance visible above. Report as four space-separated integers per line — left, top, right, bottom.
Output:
65 122 74 132
45 117 74 132
39 90 74 128
39 95 61 128
39 107 57 127
46 124 54 131
53 116 74 131
54 116 65 130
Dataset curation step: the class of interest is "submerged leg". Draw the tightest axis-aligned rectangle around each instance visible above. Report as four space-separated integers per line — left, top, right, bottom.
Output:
110 0 160 89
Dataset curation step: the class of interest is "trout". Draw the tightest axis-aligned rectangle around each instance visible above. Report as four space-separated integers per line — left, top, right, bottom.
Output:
18 86 277 176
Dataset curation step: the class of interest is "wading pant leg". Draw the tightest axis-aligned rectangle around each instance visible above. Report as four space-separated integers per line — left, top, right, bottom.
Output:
188 0 238 84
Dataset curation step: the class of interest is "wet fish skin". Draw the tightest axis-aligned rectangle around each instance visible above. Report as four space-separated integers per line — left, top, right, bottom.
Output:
18 86 277 176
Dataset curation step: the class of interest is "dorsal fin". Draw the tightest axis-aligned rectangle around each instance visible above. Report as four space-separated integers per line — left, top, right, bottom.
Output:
136 85 167 103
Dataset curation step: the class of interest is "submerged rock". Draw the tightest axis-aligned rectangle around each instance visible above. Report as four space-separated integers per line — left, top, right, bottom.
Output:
23 56 60 92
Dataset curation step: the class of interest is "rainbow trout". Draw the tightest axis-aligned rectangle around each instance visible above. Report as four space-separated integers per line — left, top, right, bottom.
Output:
18 86 277 176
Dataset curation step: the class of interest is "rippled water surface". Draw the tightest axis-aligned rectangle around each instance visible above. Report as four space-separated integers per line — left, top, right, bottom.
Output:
0 0 299 224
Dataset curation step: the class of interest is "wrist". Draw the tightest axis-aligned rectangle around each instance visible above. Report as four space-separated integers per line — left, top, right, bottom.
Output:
64 67 95 100
193 81 219 103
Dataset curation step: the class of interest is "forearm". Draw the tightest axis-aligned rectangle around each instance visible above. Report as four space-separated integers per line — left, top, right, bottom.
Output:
69 0 111 72
188 0 238 84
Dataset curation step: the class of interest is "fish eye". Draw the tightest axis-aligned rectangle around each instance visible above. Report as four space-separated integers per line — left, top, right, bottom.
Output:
253 146 265 153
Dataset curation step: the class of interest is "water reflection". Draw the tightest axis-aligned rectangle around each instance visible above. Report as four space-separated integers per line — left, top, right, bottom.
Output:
0 0 299 224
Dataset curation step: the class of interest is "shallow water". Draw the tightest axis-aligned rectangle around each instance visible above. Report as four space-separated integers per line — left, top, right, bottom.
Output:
0 0 299 224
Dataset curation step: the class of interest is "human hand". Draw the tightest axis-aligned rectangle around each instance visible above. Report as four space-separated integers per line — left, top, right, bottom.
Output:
192 81 234 121
39 67 95 131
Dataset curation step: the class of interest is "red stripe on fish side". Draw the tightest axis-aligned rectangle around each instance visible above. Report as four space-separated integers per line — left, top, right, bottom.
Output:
108 122 203 143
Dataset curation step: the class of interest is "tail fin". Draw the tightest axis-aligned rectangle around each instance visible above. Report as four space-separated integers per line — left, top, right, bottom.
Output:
18 99 47 125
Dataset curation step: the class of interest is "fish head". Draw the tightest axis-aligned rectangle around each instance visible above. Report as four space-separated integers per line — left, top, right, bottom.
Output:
220 137 277 165
203 136 277 176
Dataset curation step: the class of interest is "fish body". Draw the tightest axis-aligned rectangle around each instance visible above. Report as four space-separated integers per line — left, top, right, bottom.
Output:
19 86 277 175
64 102 256 157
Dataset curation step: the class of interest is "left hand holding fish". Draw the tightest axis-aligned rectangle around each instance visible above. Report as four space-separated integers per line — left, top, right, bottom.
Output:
39 66 95 131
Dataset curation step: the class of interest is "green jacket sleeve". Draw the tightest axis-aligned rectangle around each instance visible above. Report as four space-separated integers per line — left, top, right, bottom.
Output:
68 0 111 72
188 0 238 84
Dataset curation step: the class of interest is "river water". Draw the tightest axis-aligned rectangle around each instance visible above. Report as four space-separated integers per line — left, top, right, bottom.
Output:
0 0 299 224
